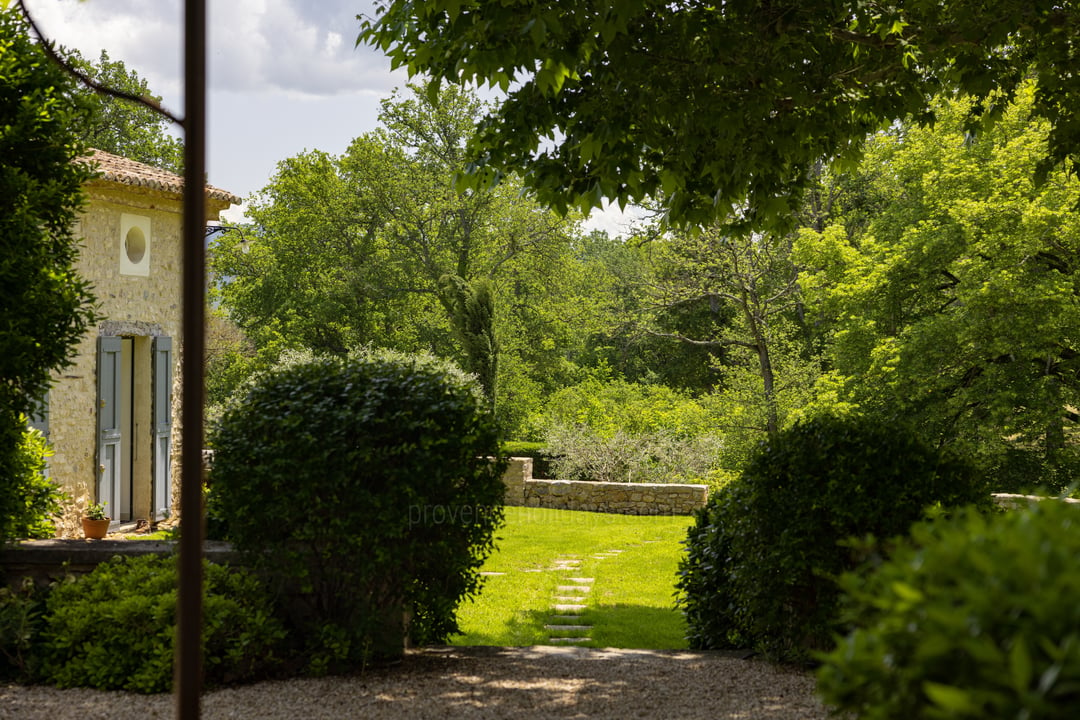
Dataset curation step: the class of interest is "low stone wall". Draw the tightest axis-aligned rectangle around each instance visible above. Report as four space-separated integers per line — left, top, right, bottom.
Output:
991 492 1080 510
500 457 707 515
0 539 241 590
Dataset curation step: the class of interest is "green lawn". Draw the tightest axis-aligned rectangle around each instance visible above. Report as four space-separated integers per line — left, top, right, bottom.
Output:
449 506 694 649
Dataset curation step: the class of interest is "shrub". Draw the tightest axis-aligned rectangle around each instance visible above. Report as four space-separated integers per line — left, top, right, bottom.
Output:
819 500 1080 718
499 440 554 479
540 378 724 484
36 555 284 692
542 377 715 439
2 423 66 540
676 414 989 664
0 577 44 681
208 350 506 673
545 424 724 485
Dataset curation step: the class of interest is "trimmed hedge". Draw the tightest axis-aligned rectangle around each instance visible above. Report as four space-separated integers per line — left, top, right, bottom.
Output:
209 350 506 674
819 500 1080 718
676 414 990 663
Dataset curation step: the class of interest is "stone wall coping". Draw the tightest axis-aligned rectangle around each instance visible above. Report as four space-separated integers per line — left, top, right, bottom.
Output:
1 539 241 567
526 478 708 492
991 492 1080 508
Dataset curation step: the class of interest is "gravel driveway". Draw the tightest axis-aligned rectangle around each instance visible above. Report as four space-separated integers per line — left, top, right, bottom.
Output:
0 645 829 719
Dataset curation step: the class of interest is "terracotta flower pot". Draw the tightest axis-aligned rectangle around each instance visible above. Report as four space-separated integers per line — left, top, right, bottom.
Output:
82 517 112 540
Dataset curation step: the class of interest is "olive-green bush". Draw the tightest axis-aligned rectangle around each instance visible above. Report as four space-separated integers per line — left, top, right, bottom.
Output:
819 500 1080 718
676 414 989 663
209 350 506 674
36 555 284 693
3 425 65 540
541 377 725 484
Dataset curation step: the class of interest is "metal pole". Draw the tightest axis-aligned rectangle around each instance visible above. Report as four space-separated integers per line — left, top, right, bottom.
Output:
176 0 206 716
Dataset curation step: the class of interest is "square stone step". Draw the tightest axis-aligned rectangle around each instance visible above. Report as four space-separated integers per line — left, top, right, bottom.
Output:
556 585 591 593
552 604 587 613
552 596 588 602
544 624 592 631
549 637 590 644
566 577 594 584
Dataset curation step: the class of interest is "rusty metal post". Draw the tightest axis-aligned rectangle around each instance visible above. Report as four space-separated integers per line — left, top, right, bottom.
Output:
176 0 207 717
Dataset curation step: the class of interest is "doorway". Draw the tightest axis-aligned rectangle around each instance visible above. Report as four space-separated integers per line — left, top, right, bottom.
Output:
97 335 172 525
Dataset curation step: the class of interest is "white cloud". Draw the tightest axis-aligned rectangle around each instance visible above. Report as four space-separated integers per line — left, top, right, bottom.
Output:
22 0 398 100
19 0 408 200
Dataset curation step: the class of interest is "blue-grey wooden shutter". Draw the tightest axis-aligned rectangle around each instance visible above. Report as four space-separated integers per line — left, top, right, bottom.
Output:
97 336 122 519
27 390 49 437
152 336 173 520
27 391 49 477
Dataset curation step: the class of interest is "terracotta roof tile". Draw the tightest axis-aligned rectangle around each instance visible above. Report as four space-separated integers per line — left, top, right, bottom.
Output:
83 148 242 205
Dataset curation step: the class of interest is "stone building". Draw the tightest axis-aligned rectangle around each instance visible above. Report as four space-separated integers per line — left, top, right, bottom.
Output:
34 149 239 532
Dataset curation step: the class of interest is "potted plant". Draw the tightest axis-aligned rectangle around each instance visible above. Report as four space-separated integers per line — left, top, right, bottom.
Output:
82 501 111 539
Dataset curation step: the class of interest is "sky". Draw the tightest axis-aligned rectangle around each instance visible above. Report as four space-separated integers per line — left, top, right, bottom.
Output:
22 0 637 235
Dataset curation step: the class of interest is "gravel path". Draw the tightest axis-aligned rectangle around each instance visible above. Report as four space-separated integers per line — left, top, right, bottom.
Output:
0 645 829 719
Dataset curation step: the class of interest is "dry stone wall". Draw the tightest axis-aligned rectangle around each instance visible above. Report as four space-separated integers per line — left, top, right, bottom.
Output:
500 457 707 516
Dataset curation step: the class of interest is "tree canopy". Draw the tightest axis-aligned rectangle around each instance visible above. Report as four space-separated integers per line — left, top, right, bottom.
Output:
67 49 184 173
211 84 590 433
0 6 98 539
796 84 1080 487
360 1 1080 229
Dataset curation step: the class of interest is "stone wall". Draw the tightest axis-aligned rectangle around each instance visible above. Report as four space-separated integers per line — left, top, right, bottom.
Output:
992 493 1080 509
500 457 707 515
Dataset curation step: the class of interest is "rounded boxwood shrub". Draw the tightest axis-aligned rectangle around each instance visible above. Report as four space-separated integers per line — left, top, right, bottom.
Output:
819 500 1080 718
208 350 506 673
676 414 989 663
36 555 284 693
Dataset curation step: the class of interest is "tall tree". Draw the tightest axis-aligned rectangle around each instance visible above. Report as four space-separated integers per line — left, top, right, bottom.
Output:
212 84 580 432
796 84 1080 487
67 49 184 172
440 274 498 407
632 223 819 454
0 7 98 539
361 1 1080 228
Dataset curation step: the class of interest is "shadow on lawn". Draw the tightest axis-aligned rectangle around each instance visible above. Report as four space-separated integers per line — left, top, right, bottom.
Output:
455 603 688 650
581 603 689 649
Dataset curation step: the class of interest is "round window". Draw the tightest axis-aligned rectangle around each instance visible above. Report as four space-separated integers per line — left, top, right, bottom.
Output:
125 226 146 264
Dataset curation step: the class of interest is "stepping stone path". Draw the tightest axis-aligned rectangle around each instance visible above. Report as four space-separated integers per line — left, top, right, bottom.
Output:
544 550 624 645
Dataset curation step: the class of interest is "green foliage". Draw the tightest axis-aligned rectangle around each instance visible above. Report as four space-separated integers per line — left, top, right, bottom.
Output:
440 274 498 406
545 424 723 487
67 49 184 172
83 501 107 521
209 350 506 672
540 377 724 484
819 500 1080 719
0 578 44 681
796 85 1080 490
3 424 65 539
36 555 284 693
500 440 546 457
542 377 715 439
676 414 990 664
0 8 97 543
361 1 1078 229
211 83 582 437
